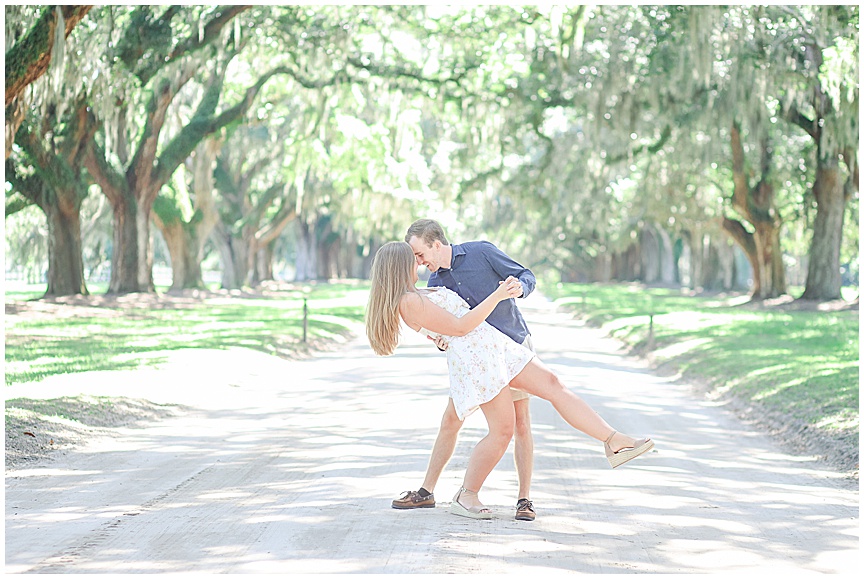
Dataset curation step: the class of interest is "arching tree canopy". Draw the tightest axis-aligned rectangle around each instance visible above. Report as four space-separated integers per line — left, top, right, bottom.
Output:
4 4 859 301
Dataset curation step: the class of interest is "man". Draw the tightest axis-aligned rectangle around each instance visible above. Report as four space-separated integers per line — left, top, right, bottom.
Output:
391 218 538 522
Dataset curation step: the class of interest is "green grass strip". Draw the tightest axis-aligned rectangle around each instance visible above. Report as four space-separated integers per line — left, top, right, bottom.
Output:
544 283 859 434
4 282 369 386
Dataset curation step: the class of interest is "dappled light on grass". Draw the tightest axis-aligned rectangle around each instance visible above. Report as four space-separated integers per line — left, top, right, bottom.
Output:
651 337 713 359
545 282 858 465
4 283 370 386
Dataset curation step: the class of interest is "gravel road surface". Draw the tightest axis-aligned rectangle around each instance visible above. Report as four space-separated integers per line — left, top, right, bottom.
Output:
4 295 858 574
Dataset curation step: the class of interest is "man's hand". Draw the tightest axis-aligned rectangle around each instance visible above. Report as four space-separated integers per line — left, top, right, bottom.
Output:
427 335 448 351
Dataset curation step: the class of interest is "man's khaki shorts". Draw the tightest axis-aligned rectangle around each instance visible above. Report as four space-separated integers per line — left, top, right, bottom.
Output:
510 334 534 402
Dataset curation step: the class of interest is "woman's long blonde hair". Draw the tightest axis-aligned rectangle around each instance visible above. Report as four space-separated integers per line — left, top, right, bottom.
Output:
366 241 416 356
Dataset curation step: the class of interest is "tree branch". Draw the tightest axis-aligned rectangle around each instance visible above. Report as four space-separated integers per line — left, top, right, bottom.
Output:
4 157 44 210
729 120 752 217
122 5 251 84
168 6 252 63
61 98 97 166
783 104 818 140
130 64 198 199
5 191 35 216
458 165 505 199
241 183 284 230
155 66 297 187
721 216 757 258
5 5 92 107
256 191 298 245
346 55 477 88
605 125 672 165
84 137 127 206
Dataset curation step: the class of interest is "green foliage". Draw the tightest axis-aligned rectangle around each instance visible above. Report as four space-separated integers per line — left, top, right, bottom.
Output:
4 5 858 295
545 282 859 432
151 190 185 226
116 6 177 80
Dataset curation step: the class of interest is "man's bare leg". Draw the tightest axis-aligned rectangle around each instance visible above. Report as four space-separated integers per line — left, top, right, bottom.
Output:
392 399 462 509
420 398 462 493
513 397 533 499
512 394 536 521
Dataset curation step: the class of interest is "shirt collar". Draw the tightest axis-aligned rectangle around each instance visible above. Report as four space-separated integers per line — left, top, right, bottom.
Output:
441 243 464 272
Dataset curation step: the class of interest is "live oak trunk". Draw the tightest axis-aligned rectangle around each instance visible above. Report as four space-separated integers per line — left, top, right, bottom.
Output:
723 122 786 300
786 40 857 302
689 226 704 291
83 73 179 294
800 158 846 300
213 225 249 290
640 226 661 284
252 245 274 285
656 226 676 285
294 219 318 281
247 197 297 286
152 140 222 291
212 148 299 288
107 193 149 293
639 223 675 285
8 103 93 296
44 198 88 296
155 209 216 292
85 62 247 293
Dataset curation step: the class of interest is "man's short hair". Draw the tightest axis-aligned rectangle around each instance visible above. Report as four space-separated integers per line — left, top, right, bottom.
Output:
405 219 449 246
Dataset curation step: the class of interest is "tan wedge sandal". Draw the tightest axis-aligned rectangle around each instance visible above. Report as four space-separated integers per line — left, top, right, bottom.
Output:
605 430 654 468
450 487 493 520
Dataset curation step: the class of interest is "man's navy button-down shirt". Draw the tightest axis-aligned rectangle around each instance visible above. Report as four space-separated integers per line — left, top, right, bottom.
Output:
427 241 535 344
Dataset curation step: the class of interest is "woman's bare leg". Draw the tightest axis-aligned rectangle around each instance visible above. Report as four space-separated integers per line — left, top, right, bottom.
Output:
510 358 643 452
457 387 515 510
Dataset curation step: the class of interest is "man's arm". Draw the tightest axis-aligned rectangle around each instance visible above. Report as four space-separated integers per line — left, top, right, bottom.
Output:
482 241 536 298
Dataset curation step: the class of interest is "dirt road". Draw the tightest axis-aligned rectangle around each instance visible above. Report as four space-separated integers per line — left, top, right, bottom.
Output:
4 294 858 573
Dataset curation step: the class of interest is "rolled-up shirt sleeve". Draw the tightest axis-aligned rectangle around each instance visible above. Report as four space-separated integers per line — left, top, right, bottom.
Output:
482 241 536 298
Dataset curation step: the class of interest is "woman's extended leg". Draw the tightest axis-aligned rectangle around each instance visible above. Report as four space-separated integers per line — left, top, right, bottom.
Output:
455 387 515 512
510 357 649 455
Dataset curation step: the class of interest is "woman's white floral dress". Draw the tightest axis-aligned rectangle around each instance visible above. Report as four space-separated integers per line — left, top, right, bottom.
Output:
416 287 535 420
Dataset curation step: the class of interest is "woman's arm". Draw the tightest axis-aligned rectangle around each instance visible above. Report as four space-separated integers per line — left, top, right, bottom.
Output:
400 277 517 337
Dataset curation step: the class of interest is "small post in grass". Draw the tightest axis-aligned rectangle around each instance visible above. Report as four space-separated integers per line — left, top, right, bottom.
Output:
647 293 655 350
302 286 311 344
648 312 654 345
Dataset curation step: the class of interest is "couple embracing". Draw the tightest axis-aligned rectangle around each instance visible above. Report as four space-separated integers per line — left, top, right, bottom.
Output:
365 219 654 520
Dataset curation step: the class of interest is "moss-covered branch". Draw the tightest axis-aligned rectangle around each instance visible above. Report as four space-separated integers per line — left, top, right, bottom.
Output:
5 5 92 107
155 67 294 188
118 5 251 84
4 191 35 216
345 55 476 88
4 157 45 210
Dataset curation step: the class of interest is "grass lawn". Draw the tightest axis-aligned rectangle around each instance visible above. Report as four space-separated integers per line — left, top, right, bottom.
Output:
4 281 370 386
543 283 859 435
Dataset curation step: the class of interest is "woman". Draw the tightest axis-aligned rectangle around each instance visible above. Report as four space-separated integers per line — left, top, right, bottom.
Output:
366 241 654 519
